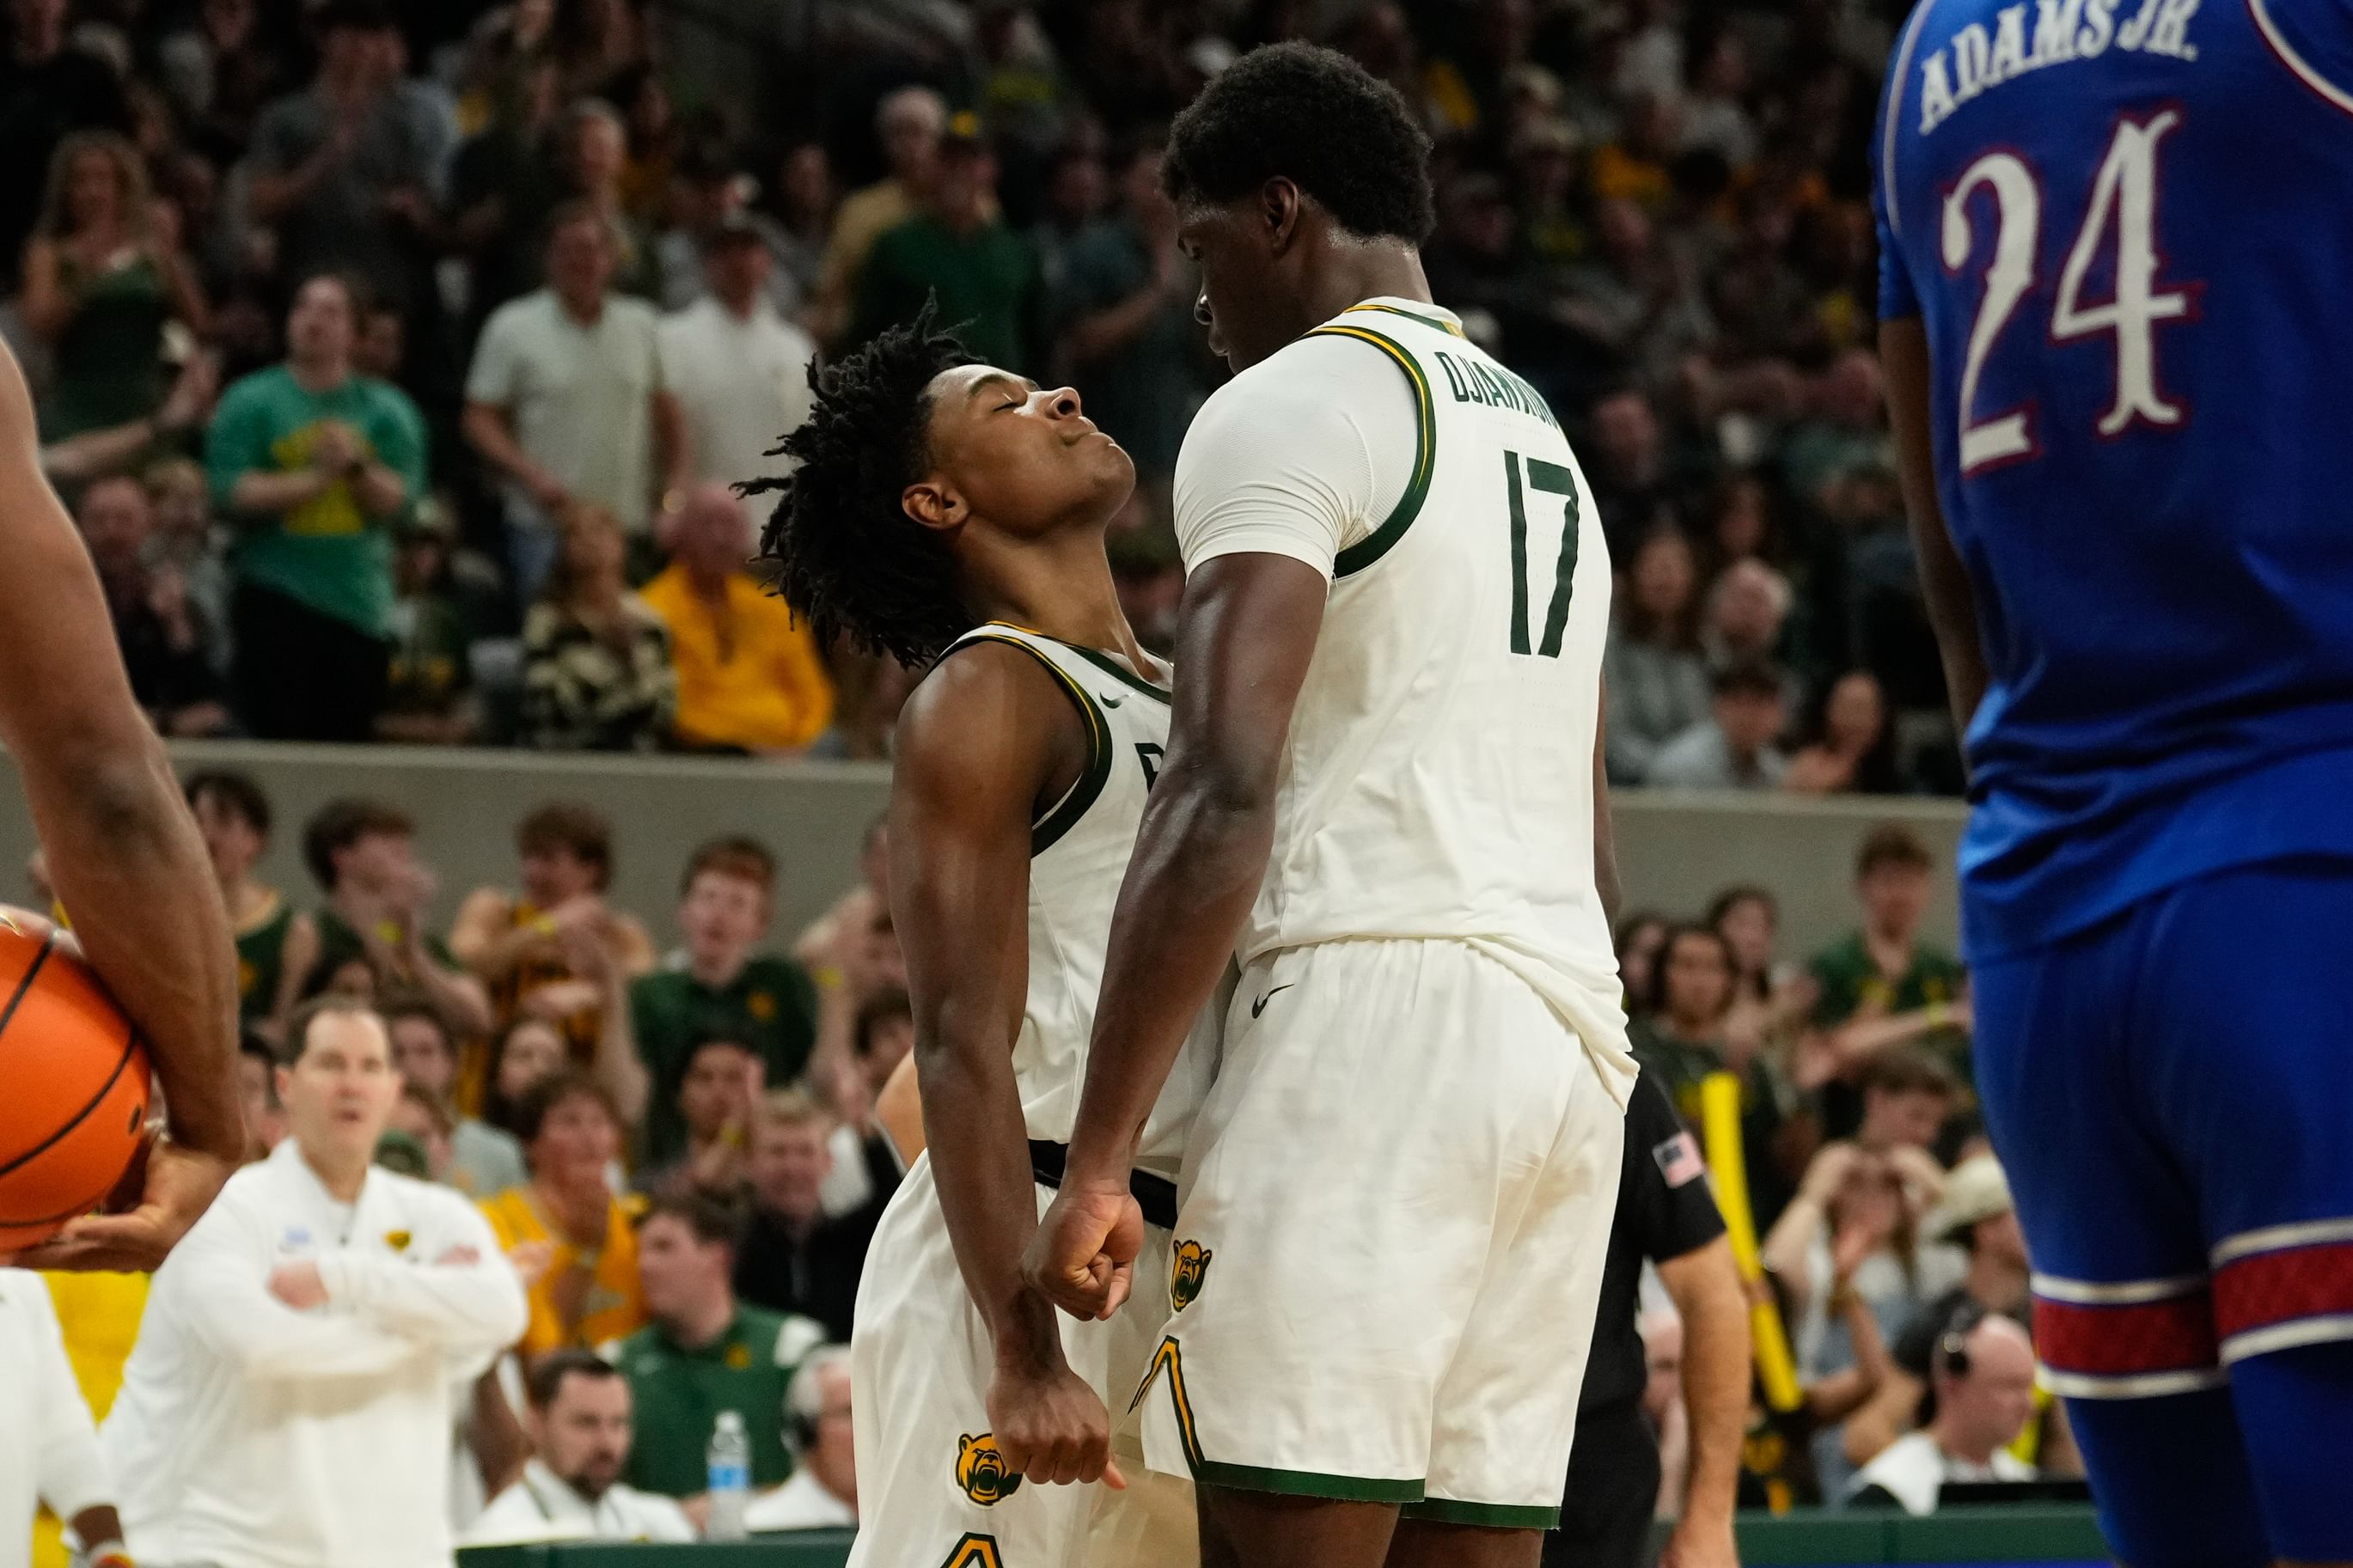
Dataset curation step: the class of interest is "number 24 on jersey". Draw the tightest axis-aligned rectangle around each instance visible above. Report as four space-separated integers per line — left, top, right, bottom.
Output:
1945 108 2198 473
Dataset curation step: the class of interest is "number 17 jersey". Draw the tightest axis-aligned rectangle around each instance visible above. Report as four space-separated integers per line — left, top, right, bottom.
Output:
1873 0 2353 960
1172 298 1635 1091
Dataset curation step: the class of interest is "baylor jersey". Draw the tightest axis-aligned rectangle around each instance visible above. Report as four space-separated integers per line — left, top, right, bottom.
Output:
937 624 1211 1180
1179 300 1633 1083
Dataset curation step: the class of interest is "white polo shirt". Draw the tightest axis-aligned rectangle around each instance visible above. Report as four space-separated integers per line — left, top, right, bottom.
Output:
657 296 816 493
464 1459 695 1546
467 289 667 534
101 1140 528 1568
0 1270 112 1568
743 1467 855 1533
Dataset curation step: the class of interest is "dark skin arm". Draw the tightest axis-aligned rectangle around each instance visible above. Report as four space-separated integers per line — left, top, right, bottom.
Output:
895 645 1125 1489
1025 552 1328 1319
1882 318 1989 746
0 338 241 1273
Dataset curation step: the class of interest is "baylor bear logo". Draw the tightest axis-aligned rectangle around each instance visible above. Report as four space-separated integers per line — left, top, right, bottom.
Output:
955 1433 1021 1506
1170 1239 1213 1311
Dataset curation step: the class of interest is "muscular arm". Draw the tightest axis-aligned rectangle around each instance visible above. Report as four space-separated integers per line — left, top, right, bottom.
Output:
1066 554 1323 1180
0 339 241 1270
1882 318 1988 746
1655 1238 1751 1565
892 647 1103 1419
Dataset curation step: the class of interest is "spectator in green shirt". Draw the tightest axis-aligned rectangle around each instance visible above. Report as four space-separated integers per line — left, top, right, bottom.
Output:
630 838 822 1166
1630 921 1798 1234
297 796 493 1040
206 271 426 741
849 116 1041 374
608 1191 827 1499
1806 824 1971 1139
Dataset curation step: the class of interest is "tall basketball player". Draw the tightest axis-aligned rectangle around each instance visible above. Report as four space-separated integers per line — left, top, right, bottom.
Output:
1026 44 1645 1568
0 337 242 1272
1877 2 2353 1563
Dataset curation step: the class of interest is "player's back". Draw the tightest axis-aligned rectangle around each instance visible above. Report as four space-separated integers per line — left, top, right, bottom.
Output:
1208 302 1623 1026
1874 0 2353 956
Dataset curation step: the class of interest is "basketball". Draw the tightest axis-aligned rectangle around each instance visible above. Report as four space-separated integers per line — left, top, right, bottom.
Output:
0 921 152 1252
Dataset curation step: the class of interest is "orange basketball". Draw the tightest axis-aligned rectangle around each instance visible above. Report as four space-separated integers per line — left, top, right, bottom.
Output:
0 922 153 1252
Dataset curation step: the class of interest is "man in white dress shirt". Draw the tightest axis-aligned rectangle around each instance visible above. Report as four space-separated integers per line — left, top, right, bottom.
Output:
657 217 818 492
101 998 529 1568
744 1345 856 1533
467 1351 696 1546
0 1270 126 1568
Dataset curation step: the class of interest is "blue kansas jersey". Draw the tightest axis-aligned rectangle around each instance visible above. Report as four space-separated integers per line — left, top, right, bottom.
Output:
1873 0 2353 959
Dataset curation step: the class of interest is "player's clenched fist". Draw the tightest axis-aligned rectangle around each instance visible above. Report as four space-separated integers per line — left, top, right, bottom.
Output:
987 1358 1127 1489
1024 1183 1144 1321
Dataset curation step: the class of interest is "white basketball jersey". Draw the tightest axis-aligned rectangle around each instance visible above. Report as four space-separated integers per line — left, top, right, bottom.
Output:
1191 301 1635 1086
938 624 1213 1180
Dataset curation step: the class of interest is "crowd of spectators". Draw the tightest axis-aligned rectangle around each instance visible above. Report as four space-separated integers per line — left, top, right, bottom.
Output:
1614 820 2078 1516
9 0 1960 790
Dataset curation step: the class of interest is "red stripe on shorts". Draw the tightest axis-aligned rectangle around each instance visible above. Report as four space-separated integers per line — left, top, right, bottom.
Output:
2214 1240 2353 1345
2033 1290 2218 1378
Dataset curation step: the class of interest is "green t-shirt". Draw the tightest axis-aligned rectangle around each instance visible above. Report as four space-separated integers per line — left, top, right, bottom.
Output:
630 957 820 1164
853 213 1040 373
234 895 295 1024
206 363 427 638
610 1305 826 1496
306 906 462 997
1806 930 1972 1135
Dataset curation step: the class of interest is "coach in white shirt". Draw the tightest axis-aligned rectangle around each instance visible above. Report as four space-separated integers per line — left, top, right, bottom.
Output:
468 1350 695 1545
657 216 817 494
744 1345 857 1533
101 998 528 1568
0 1270 125 1568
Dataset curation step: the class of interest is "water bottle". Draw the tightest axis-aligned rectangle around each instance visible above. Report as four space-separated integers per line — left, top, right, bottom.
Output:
705 1409 750 1541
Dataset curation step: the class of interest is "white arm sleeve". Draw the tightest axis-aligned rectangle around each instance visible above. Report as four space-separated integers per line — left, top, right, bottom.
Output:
26 1281 113 1524
174 1203 426 1382
1173 332 1419 580
315 1193 529 1361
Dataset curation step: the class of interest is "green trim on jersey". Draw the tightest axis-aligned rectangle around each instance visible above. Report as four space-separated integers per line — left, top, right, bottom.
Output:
949 631 1113 855
1063 643 1172 705
1342 301 1467 339
1403 1497 1562 1528
1310 323 1436 578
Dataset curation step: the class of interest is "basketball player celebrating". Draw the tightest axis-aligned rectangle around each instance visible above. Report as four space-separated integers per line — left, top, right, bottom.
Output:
754 309 1202 1568
1026 44 1643 1568
1877 4 2353 1564
0 339 241 1271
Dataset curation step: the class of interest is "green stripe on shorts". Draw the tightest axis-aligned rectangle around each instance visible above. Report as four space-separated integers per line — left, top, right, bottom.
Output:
1401 1497 1562 1529
1195 1461 1425 1504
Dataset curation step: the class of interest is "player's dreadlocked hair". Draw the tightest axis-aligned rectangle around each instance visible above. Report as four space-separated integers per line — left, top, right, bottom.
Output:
1162 42 1434 245
747 305 977 668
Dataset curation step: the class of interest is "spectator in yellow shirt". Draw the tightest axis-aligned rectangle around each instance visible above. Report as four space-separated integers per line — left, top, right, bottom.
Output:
480 1071 647 1356
639 483 833 754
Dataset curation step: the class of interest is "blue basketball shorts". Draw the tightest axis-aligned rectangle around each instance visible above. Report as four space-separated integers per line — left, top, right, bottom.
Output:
1972 857 2353 1568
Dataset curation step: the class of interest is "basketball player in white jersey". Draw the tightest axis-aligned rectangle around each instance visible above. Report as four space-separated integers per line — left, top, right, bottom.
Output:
754 308 1202 1568
0 339 241 1272
1027 44 1649 1568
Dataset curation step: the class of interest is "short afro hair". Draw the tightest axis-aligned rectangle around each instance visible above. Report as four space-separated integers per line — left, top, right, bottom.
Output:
1163 42 1434 245
749 304 978 668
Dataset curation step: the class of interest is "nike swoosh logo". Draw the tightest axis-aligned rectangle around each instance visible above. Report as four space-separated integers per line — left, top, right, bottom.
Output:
1100 692 1125 708
1250 984 1294 1019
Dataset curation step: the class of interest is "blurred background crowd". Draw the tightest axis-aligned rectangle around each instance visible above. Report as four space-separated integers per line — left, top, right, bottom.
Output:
5 0 1957 790
2 0 2062 1558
